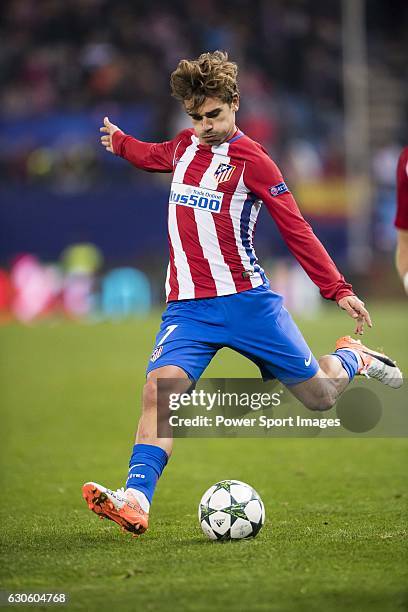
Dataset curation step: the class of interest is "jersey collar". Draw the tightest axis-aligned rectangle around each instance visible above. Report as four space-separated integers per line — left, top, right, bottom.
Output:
226 129 244 144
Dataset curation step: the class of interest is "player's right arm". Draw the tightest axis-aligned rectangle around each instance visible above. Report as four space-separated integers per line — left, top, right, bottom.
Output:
100 116 178 173
244 148 372 334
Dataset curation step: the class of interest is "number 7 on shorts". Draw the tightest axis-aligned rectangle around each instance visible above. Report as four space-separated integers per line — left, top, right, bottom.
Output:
157 324 178 345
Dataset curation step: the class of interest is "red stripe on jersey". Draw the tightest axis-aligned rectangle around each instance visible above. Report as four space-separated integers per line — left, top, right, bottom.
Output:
176 147 217 298
167 234 179 301
212 170 253 293
167 135 191 300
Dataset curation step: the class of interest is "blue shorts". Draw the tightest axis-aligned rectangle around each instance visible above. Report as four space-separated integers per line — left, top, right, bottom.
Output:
146 283 319 385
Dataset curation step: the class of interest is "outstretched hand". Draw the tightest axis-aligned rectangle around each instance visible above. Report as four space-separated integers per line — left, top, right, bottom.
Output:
100 116 120 153
338 295 372 335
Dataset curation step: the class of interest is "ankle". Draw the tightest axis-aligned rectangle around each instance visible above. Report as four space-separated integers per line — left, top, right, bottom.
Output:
126 488 150 513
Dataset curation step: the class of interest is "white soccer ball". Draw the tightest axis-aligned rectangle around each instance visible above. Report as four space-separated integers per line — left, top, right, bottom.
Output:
198 479 265 540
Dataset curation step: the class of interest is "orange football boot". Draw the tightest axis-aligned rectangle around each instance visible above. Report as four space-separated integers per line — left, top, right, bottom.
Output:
82 482 149 536
335 336 403 389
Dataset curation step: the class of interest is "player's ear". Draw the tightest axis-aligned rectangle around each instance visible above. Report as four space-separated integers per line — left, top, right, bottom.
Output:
231 94 239 112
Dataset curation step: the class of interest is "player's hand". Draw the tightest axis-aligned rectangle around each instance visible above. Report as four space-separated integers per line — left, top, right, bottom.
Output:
100 116 120 154
338 295 372 335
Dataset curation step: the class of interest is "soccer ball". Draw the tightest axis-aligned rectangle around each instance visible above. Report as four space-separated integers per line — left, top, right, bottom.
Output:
198 479 265 540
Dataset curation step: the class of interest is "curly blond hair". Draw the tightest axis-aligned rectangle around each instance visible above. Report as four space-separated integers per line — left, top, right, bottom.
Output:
170 51 239 111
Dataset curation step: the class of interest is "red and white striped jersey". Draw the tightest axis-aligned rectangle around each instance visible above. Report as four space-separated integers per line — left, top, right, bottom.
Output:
113 128 354 302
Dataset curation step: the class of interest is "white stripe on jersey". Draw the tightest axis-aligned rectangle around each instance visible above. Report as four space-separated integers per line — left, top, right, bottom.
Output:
168 204 195 299
165 262 171 297
196 145 236 295
172 134 199 183
167 136 198 299
229 165 263 288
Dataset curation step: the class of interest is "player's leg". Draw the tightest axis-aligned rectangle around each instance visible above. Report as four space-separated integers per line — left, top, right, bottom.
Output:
123 364 191 519
286 358 350 411
285 339 358 411
289 334 403 410
82 363 189 536
82 297 224 535
124 301 223 514
225 284 402 412
136 364 191 455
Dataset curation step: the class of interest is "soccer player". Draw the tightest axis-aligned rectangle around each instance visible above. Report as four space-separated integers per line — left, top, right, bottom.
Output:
395 146 408 294
82 51 402 536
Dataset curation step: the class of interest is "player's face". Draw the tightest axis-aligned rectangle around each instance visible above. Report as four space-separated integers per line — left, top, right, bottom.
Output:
185 95 239 146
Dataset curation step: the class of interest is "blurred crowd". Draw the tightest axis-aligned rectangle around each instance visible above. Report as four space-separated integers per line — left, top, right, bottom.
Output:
0 244 151 323
1 0 406 189
2 0 347 122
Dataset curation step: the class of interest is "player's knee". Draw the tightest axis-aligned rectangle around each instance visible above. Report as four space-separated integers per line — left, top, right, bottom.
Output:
142 379 158 412
303 391 336 412
142 377 189 412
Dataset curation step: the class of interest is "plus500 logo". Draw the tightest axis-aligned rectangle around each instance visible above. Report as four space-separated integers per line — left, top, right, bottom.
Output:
169 190 222 213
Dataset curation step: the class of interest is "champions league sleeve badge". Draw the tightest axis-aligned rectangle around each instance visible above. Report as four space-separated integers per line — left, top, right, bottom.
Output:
269 181 289 196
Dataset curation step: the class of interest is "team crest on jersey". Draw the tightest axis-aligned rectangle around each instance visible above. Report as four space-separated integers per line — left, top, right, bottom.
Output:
150 345 163 363
214 162 236 184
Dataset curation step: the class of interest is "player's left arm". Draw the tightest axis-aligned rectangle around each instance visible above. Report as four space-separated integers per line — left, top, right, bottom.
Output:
244 154 372 334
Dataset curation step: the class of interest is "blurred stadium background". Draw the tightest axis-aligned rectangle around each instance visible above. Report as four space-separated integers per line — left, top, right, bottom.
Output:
0 0 407 323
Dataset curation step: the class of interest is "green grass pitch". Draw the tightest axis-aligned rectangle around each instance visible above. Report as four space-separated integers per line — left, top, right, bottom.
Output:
0 303 407 611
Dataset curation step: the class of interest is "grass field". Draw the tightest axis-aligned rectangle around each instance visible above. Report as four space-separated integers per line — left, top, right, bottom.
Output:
0 303 407 611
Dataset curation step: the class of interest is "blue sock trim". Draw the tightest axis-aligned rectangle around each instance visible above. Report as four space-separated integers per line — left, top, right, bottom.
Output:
126 444 168 504
332 349 359 380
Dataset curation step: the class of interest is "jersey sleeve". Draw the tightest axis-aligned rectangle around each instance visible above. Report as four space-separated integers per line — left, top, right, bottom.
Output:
244 151 354 302
395 147 408 230
112 129 187 173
